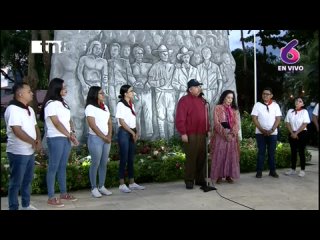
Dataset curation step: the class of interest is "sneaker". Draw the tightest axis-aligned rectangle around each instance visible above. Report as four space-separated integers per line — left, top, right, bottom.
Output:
119 184 131 193
298 170 305 177
47 197 64 207
60 193 78 202
129 182 146 190
285 169 296 175
21 204 38 210
91 188 102 198
269 171 279 178
98 186 112 196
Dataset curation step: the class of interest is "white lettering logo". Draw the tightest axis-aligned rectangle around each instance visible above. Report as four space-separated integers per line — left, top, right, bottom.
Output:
31 40 65 54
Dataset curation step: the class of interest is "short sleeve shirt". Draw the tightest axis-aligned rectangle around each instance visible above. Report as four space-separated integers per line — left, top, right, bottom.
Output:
116 102 136 128
285 109 310 131
45 100 71 138
5 105 37 155
85 104 110 135
251 101 282 135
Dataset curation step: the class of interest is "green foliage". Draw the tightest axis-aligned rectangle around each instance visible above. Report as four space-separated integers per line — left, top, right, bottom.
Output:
0 137 312 196
239 138 311 172
240 111 290 143
240 111 255 139
0 119 7 143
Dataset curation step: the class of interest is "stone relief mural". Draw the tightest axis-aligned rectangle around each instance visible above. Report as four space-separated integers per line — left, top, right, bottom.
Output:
50 30 237 142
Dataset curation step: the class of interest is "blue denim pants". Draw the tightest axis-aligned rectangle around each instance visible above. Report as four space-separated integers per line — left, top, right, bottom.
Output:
7 152 35 210
87 134 111 189
117 127 136 180
46 137 71 198
255 134 278 172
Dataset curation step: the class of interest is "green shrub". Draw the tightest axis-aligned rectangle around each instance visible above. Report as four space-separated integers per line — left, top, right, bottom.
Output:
240 111 290 143
239 138 311 172
0 137 312 196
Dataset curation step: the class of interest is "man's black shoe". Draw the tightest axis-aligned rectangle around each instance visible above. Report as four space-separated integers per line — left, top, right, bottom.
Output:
195 181 207 187
256 172 262 178
185 182 194 189
269 171 279 178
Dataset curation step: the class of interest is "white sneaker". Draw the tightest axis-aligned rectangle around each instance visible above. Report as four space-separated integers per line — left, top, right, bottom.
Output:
298 170 305 177
98 186 112 196
129 182 145 190
285 169 296 175
21 204 38 210
119 184 131 193
91 188 102 198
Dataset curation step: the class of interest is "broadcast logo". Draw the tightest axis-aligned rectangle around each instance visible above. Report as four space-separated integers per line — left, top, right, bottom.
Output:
31 40 65 54
278 39 303 72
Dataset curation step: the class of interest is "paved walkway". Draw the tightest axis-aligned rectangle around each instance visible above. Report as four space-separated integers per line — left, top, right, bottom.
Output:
1 148 318 210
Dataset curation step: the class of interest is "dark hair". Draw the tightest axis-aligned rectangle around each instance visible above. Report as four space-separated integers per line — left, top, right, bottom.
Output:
118 85 131 99
12 82 29 100
86 86 101 108
118 84 136 116
262 87 273 94
292 97 306 110
40 78 69 121
218 90 238 110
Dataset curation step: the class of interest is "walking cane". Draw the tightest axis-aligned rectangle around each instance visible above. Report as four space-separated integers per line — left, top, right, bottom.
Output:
201 97 217 192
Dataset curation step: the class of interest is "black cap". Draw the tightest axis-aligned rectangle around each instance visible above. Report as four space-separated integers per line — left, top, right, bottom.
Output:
187 79 203 89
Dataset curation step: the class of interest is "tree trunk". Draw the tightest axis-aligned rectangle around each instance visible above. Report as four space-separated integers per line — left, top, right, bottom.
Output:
25 30 40 114
40 30 51 82
240 30 247 73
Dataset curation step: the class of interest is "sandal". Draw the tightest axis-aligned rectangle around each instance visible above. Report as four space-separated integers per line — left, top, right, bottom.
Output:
216 177 222 184
226 177 234 183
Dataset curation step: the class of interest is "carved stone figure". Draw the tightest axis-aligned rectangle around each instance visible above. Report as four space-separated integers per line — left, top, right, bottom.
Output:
148 45 175 140
131 46 153 139
50 30 237 142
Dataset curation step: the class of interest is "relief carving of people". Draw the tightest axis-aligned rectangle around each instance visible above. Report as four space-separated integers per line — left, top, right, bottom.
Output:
148 45 175 140
76 41 108 103
51 30 236 141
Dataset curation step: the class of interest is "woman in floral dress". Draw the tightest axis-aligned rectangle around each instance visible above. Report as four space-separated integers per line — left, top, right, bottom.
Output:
210 90 240 184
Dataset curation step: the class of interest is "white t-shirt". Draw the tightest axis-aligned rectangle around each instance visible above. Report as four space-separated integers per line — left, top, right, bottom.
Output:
5 105 37 155
45 100 71 138
116 101 136 128
285 109 310 131
251 101 282 135
85 104 110 135
313 103 319 117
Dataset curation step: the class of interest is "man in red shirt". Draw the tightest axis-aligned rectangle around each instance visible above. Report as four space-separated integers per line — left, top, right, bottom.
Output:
175 79 211 189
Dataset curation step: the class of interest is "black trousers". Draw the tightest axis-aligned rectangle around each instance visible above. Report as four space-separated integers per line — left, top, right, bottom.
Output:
288 130 308 170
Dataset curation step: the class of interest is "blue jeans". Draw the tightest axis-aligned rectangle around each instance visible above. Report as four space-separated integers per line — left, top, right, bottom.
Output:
88 134 111 189
256 134 278 172
117 127 135 180
46 137 71 199
7 152 35 210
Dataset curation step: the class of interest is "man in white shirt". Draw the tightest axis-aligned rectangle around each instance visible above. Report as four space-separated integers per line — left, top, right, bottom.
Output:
251 87 282 178
5 83 42 210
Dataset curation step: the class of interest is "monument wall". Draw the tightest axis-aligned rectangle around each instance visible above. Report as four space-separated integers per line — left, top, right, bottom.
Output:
50 30 237 142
